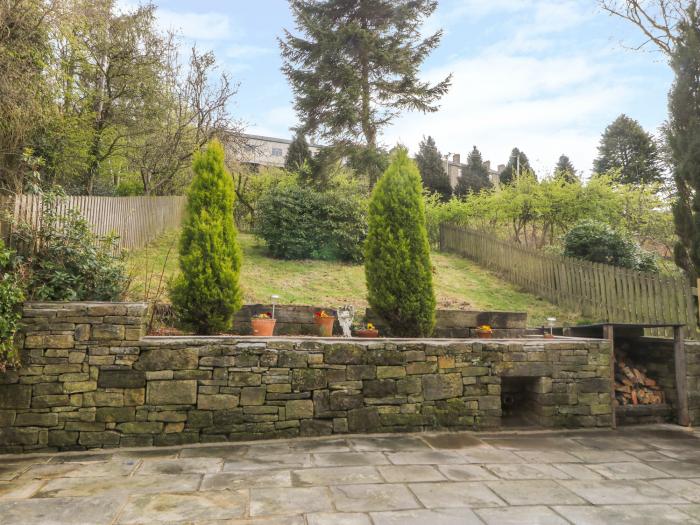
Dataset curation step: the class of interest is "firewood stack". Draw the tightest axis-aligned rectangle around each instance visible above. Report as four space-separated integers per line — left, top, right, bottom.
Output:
614 354 665 406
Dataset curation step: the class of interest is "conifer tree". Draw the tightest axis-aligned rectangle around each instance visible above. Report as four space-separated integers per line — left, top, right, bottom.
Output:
415 136 452 201
279 0 451 185
455 146 492 196
170 140 242 334
554 154 578 183
365 148 436 337
284 130 312 172
499 147 533 184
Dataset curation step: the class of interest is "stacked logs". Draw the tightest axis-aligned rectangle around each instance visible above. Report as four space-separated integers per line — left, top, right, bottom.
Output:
614 354 665 406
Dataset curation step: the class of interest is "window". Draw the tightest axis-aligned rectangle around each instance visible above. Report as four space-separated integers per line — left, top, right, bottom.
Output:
271 147 283 157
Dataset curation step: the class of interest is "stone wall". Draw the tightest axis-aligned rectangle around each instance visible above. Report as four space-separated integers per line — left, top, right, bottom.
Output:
0 302 612 453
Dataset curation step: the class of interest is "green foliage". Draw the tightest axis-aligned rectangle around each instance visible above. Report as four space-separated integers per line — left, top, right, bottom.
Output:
415 136 452 201
0 240 24 371
231 166 290 231
668 7 700 281
563 220 658 272
11 191 127 301
170 141 243 335
594 114 663 185
347 145 390 187
455 146 492 196
280 0 451 150
256 173 367 262
499 147 533 184
365 149 436 337
116 178 145 196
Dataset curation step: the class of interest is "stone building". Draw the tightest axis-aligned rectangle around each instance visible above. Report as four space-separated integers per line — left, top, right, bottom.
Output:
236 134 322 169
443 153 503 190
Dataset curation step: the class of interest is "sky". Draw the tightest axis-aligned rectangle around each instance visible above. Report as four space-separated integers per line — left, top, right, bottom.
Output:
127 0 673 177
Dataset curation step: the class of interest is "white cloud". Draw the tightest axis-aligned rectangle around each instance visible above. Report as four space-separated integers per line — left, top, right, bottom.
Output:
156 9 234 41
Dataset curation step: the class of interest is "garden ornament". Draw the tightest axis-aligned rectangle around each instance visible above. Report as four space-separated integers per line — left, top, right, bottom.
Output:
337 305 355 337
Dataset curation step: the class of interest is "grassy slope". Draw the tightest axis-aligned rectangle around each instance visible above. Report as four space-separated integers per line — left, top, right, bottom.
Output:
125 230 579 327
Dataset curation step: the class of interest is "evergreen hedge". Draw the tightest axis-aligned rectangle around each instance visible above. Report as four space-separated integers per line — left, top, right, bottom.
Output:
170 140 243 334
365 148 436 337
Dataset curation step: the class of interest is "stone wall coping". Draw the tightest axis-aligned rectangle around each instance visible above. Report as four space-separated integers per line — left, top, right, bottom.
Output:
24 301 148 308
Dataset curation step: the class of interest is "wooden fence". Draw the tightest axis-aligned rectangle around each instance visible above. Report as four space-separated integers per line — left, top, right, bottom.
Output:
440 224 697 335
0 195 185 251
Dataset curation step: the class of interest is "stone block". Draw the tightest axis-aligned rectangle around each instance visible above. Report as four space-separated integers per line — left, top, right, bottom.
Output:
14 412 58 427
364 379 396 397
79 431 121 446
197 394 239 410
397 376 422 395
98 369 146 389
438 356 456 369
346 365 376 380
292 368 327 391
116 421 163 434
578 378 611 393
330 391 363 411
285 399 314 419
229 372 262 386
147 380 197 405
365 348 406 366
75 324 91 341
96 407 136 422
377 366 406 379
325 344 364 364
240 387 266 406
300 419 333 436
147 410 187 422
406 362 437 375
0 384 31 409
0 427 38 445
63 381 97 394
92 324 125 341
88 304 127 316
48 430 79 447
25 334 74 349
187 410 213 428
136 348 198 371
422 373 463 401
278 350 307 368
0 410 15 426
123 388 145 406
32 394 69 408
348 407 381 432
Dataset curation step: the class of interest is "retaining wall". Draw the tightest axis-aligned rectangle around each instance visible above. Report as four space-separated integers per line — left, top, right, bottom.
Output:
1 302 612 453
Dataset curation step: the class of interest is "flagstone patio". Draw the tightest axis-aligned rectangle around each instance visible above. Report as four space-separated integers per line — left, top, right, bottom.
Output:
0 424 699 524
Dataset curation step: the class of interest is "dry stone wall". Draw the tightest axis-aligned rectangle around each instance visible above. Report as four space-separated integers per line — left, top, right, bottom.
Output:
0 302 613 453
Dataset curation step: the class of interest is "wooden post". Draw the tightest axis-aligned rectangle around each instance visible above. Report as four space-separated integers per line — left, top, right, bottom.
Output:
674 325 690 427
603 324 616 429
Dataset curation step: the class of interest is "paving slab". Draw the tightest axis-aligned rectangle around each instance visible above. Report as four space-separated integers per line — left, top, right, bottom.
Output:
552 504 698 525
409 481 505 508
306 512 372 525
349 436 431 452
484 463 572 480
292 466 382 486
136 457 222 475
312 452 389 467
560 479 688 505
647 460 700 478
201 470 292 491
475 505 570 525
587 461 672 480
486 480 586 505
330 483 421 512
34 473 202 498
250 486 333 516
117 490 248 523
0 495 125 525
420 433 483 449
371 508 483 525
223 453 312 471
649 478 700 503
378 465 446 482
437 464 499 481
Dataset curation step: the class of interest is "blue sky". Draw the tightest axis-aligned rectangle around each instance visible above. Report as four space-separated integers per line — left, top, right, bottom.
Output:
131 0 672 177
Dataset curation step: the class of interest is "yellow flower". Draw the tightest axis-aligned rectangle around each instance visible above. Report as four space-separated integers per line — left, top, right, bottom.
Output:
367 323 375 330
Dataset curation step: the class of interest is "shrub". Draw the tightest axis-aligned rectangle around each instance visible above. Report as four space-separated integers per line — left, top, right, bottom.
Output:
365 149 436 337
170 140 243 334
564 220 658 272
256 178 367 262
12 191 127 301
0 240 24 371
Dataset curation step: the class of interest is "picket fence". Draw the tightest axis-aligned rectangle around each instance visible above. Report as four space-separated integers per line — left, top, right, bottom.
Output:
0 195 185 251
440 224 697 335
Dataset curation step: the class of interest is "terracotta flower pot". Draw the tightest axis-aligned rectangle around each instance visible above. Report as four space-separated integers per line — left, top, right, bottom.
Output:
476 330 492 339
251 318 276 336
355 328 379 338
315 316 336 337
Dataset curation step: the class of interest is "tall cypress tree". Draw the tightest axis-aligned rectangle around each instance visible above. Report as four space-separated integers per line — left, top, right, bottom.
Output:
365 149 436 337
284 130 313 172
455 146 492 196
279 0 451 185
170 140 243 334
554 154 578 183
415 136 452 201
669 8 700 281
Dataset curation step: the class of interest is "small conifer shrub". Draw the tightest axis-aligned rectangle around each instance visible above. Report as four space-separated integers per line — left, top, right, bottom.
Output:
170 140 243 334
365 148 436 337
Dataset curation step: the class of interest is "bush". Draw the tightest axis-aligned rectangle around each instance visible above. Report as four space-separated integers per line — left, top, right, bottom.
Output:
12 191 127 301
0 240 24 371
365 149 436 337
564 220 658 272
170 140 243 334
256 178 367 262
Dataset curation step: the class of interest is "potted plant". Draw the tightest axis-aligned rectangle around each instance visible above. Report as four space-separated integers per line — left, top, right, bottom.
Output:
314 310 336 337
475 325 493 339
251 312 276 336
354 322 379 338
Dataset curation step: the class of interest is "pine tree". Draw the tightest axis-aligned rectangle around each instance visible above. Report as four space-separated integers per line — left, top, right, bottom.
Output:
499 147 533 185
455 146 492 196
415 136 452 201
170 140 243 334
593 114 662 184
554 154 578 183
668 7 700 281
284 130 313 172
365 149 436 337
279 0 451 185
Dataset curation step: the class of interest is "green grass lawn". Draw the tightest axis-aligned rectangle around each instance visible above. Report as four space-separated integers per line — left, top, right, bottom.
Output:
125 230 579 327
